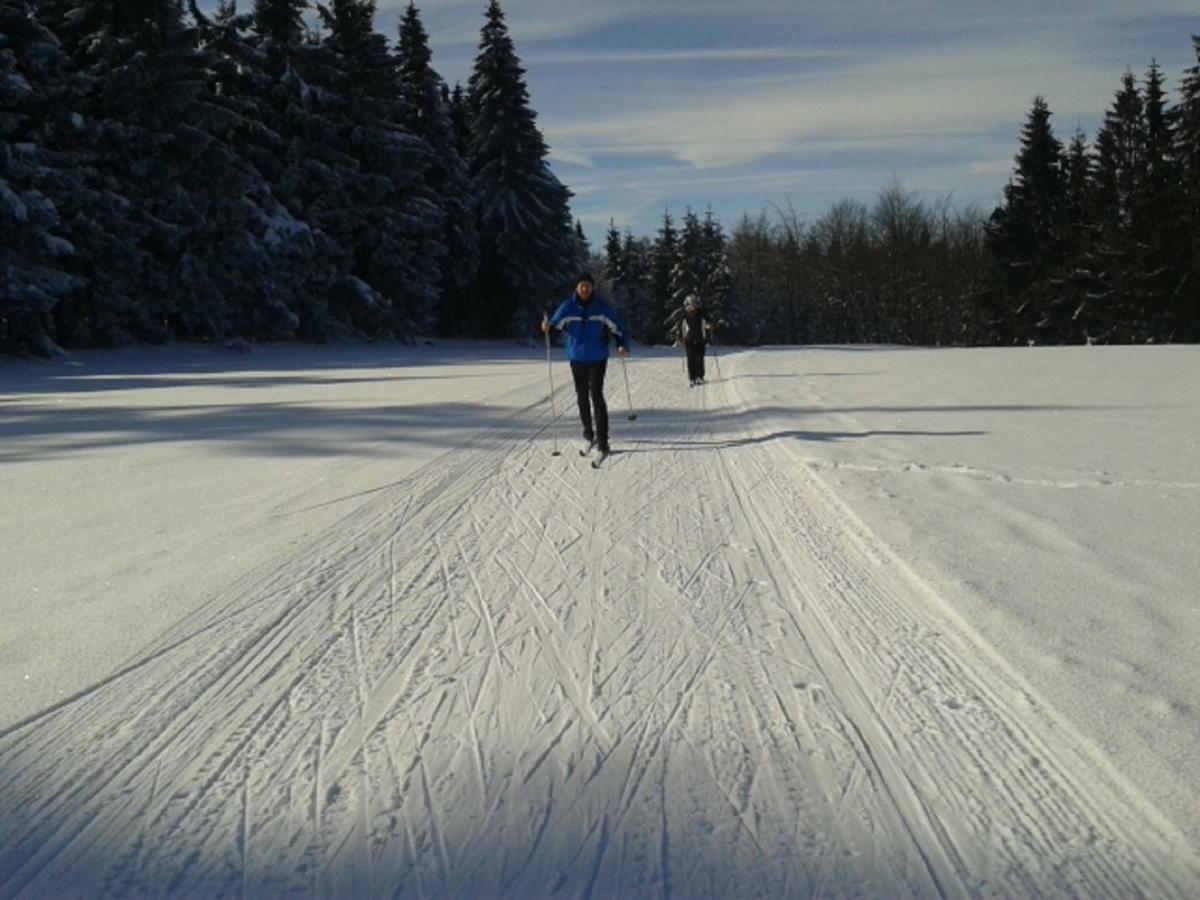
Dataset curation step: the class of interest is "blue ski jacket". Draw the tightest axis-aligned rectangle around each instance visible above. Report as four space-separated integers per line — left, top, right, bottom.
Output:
548 294 629 364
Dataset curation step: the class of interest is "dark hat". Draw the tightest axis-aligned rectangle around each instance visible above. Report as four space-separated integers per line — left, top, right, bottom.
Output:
577 272 595 286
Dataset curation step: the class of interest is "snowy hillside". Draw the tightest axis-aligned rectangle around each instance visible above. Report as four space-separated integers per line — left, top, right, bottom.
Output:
1 342 1198 897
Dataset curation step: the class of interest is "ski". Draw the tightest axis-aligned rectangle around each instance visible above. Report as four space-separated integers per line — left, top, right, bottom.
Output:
590 450 610 469
578 440 595 457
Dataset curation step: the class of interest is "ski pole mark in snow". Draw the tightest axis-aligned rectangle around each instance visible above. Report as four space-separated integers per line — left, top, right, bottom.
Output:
1 354 1198 898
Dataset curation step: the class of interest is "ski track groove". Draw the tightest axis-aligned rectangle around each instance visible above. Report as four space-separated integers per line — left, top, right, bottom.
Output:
721 360 1200 898
3 356 1198 898
603 574 745 842
3 411 531 895
500 556 613 752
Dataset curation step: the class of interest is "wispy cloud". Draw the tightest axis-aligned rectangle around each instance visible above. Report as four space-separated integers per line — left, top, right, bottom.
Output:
547 144 595 169
409 0 646 47
528 47 854 66
545 28 1162 170
970 159 1017 178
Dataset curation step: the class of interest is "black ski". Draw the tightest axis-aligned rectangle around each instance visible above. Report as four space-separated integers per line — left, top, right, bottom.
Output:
590 450 610 469
578 440 595 457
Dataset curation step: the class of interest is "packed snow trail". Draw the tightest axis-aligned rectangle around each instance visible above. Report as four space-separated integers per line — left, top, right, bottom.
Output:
1 351 1197 898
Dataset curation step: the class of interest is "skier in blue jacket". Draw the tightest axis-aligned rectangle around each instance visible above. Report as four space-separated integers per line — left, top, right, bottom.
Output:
542 273 630 455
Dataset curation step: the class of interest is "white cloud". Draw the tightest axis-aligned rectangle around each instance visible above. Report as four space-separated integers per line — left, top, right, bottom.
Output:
544 29 1145 170
407 0 646 47
970 159 1016 178
547 144 595 168
528 47 853 66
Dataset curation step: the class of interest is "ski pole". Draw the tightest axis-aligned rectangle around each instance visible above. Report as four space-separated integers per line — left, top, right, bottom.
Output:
620 354 638 421
711 331 722 381
543 314 562 455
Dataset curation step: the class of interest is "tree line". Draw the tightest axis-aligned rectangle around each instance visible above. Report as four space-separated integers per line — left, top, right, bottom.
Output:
1 0 580 355
985 45 1200 345
601 36 1200 347
5 3 1197 356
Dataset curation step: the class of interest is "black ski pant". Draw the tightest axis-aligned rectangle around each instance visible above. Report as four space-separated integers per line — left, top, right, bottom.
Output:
685 342 706 382
570 360 609 448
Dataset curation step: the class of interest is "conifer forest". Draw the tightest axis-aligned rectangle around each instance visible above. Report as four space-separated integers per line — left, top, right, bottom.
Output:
2 2 1198 354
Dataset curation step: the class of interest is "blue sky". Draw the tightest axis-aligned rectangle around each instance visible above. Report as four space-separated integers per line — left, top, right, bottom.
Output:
201 1 1199 247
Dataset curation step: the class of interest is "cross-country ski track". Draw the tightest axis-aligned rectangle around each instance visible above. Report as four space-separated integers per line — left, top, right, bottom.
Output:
1 350 1197 899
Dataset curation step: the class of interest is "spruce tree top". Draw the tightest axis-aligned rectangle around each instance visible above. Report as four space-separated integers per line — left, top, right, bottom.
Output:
468 0 549 172
254 0 308 49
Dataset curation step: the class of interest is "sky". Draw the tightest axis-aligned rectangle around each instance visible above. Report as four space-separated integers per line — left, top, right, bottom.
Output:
3 341 1199 893
201 1 1199 247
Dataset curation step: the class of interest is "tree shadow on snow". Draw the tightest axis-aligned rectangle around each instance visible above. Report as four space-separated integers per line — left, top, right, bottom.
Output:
0 399 545 464
0 340 550 396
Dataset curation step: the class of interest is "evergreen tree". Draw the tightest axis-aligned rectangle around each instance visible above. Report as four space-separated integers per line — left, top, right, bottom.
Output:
1096 71 1146 227
1143 62 1172 199
574 219 591 261
312 0 444 338
1171 35 1200 340
985 96 1068 343
188 0 340 342
0 0 83 354
467 0 577 335
1063 130 1095 247
397 2 479 335
670 208 703 313
1058 129 1104 342
699 208 732 335
1135 61 1178 339
446 82 471 161
603 220 623 280
29 0 184 343
620 228 653 344
254 0 308 53
395 2 437 132
27 0 288 345
1093 71 1149 340
649 210 678 344
601 218 634 331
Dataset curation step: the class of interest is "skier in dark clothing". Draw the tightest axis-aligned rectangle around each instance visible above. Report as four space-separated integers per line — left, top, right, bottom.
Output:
543 273 630 455
674 294 711 385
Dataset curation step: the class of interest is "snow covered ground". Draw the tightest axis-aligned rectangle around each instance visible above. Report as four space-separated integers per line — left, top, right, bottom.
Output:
1 340 1198 897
